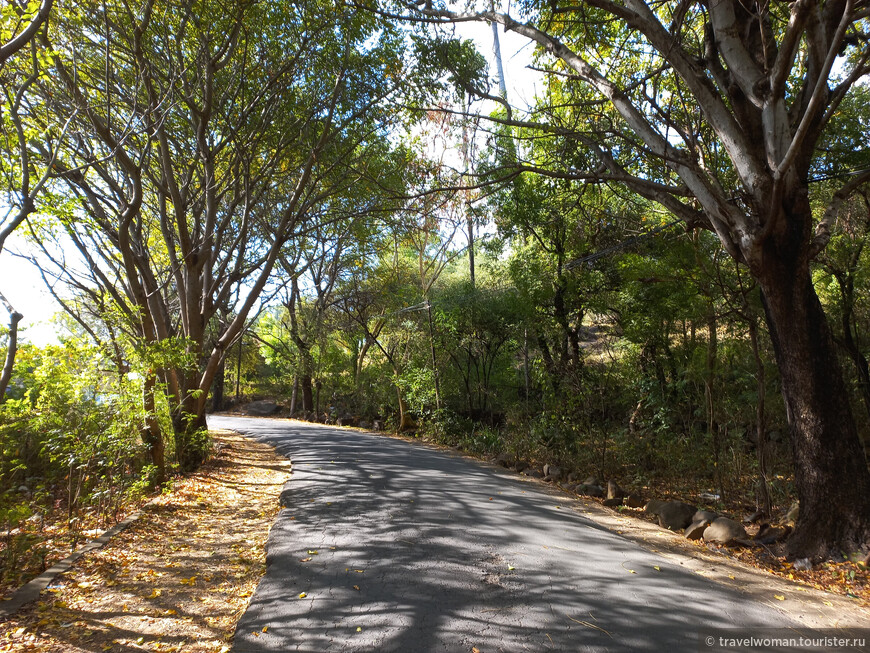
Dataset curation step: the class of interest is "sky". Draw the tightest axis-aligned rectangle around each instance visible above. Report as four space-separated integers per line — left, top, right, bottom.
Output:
0 16 544 348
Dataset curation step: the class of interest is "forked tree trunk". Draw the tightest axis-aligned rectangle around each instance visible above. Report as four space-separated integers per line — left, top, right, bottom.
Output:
758 257 870 558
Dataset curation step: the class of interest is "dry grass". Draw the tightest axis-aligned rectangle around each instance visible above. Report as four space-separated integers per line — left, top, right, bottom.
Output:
0 430 291 652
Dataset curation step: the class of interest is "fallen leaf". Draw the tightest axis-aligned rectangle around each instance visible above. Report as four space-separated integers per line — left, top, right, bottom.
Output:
298 592 307 598
300 557 312 562
262 626 268 632
353 585 360 591
774 595 785 601
356 627 362 632
653 566 661 571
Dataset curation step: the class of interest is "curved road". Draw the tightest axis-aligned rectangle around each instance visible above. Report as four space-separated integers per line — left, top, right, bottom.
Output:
213 416 801 652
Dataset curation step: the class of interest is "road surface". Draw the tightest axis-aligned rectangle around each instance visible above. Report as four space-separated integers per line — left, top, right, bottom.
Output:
211 416 807 652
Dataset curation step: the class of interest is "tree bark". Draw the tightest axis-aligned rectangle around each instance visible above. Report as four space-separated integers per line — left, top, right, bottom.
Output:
0 309 23 403
211 357 225 413
758 257 870 558
142 372 166 487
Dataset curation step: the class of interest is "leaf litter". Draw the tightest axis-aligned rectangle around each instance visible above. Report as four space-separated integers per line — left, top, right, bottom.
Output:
0 430 291 652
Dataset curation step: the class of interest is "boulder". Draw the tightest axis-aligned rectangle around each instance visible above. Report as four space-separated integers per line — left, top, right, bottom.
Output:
754 523 792 545
513 461 529 473
703 517 748 544
495 452 515 468
566 472 580 484
245 400 280 416
527 469 544 479
602 497 624 507
644 499 667 516
577 483 605 498
684 510 718 540
624 494 645 509
543 465 563 482
583 476 600 487
358 420 371 429
372 420 384 431
607 480 625 500
655 501 698 531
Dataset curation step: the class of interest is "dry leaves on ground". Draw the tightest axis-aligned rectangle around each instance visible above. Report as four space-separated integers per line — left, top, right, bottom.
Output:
0 430 291 653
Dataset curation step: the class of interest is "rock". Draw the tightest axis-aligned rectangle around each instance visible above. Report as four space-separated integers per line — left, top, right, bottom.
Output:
606 480 625 500
703 517 748 544
496 452 515 468
785 501 799 524
245 400 280 416
684 522 708 540
583 476 599 487
602 497 623 507
656 501 698 531
754 523 792 545
862 551 870 568
372 420 384 431
624 494 645 509
793 558 812 571
684 510 718 540
644 499 667 515
358 420 371 429
692 510 719 526
745 509 766 524
513 461 529 473
543 464 563 481
566 472 580 483
577 483 605 498
527 469 544 479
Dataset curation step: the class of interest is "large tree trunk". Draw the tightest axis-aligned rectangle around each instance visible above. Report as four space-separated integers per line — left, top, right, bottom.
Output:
758 256 870 558
300 374 314 414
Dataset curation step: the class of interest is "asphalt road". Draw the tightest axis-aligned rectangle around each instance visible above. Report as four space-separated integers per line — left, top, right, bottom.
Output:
212 416 802 652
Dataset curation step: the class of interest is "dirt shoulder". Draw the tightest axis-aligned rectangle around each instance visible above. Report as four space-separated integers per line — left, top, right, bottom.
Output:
0 430 291 653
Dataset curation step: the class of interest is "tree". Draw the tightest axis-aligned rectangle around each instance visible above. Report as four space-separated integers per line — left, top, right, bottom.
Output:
403 0 870 557
31 0 416 468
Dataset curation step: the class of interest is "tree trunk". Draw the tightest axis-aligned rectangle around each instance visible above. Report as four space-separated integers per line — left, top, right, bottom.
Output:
758 262 870 558
300 374 314 413
211 357 225 413
0 309 22 403
142 372 166 487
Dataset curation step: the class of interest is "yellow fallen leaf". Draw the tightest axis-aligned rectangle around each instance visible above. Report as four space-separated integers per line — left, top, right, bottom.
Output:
356 627 362 632
774 595 785 601
628 570 636 574
301 557 312 562
653 566 661 571
728 575 735 580
823 600 833 607
307 550 319 555
353 585 360 591
165 609 177 615
262 626 268 632
508 566 515 571
298 592 307 598
148 589 161 599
